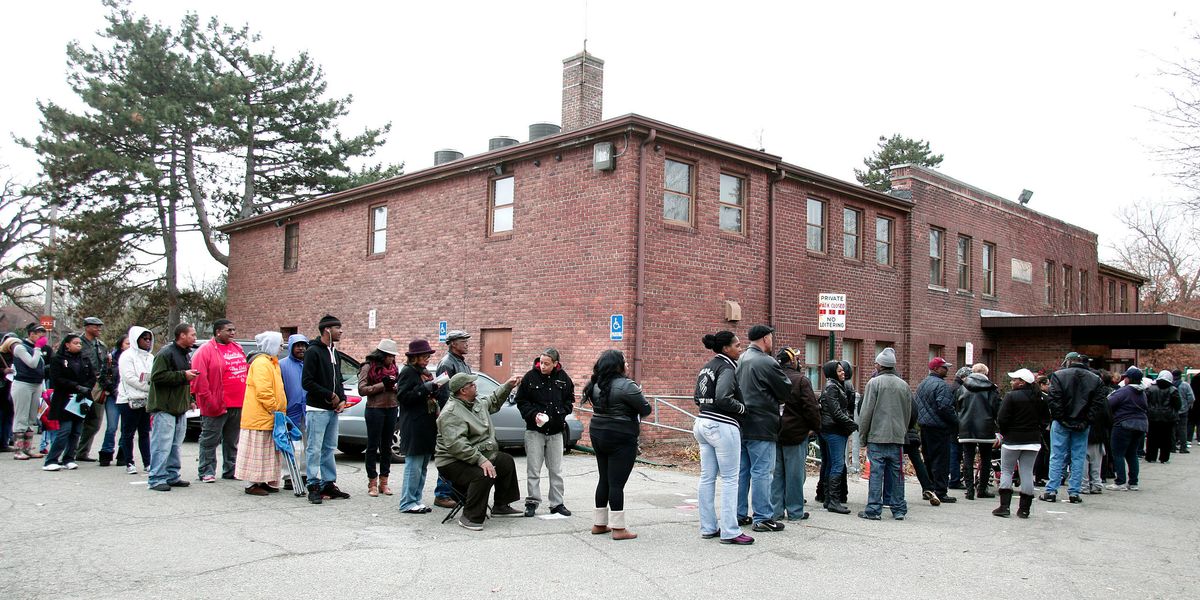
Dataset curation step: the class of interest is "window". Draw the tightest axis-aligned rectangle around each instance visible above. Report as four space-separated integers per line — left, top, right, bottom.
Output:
928 345 945 363
369 205 387 254
283 223 299 271
1120 282 1129 312
875 217 893 266
663 159 693 224
1044 261 1055 307
982 242 996 296
981 349 996 371
841 339 859 387
1080 271 1089 312
1063 265 1073 311
929 228 945 287
1108 279 1117 312
874 342 894 367
804 338 823 388
843 208 861 260
957 235 972 291
956 346 967 368
807 198 826 252
718 173 744 233
491 176 514 235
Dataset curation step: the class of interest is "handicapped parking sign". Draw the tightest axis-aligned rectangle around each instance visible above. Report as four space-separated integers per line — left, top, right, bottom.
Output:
438 321 448 342
610 315 623 341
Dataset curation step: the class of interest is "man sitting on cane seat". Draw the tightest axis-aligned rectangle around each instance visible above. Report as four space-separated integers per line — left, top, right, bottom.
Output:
435 372 524 531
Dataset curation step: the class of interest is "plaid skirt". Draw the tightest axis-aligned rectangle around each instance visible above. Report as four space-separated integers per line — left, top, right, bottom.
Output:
234 429 281 483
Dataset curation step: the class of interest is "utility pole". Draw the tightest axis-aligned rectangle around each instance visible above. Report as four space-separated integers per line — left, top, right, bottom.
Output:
43 203 57 322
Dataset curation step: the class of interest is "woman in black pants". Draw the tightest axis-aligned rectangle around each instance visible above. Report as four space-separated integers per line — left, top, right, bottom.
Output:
358 339 400 497
584 350 651 540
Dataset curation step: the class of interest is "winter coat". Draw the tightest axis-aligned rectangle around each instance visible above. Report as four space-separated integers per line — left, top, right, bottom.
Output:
396 363 440 456
148 342 194 416
779 365 820 445
1047 364 1105 430
48 350 96 423
587 377 652 437
858 369 914 445
1088 384 1115 444
434 351 472 408
279 334 308 428
358 361 399 409
956 373 1000 442
916 373 958 430
1108 383 1149 432
516 363 575 435
79 334 112 397
240 354 287 431
118 326 154 409
1146 380 1182 424
13 338 46 384
190 339 248 416
694 354 745 428
434 381 514 467
1176 380 1195 415
996 385 1050 446
819 362 858 437
301 338 345 411
734 345 792 442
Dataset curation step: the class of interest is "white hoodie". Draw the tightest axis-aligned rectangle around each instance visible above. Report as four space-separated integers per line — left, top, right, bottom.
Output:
119 326 154 408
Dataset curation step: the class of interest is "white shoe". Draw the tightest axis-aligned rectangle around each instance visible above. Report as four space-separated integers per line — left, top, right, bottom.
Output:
42 463 62 471
65 462 78 470
1105 483 1124 491
1127 484 1140 491
126 464 138 475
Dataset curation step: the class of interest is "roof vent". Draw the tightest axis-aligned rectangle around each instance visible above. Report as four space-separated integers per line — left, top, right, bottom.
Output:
433 149 464 165
488 136 519 151
529 123 561 141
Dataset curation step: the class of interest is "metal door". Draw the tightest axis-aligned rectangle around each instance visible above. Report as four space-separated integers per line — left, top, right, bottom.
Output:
479 328 513 383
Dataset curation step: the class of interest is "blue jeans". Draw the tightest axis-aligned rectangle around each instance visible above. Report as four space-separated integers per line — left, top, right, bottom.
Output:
1045 421 1089 496
693 419 742 539
399 453 432 511
435 476 453 499
304 410 338 488
148 412 187 487
865 443 906 517
949 440 962 486
45 419 83 466
101 398 121 455
772 438 807 520
820 432 849 480
1110 425 1145 486
736 439 776 523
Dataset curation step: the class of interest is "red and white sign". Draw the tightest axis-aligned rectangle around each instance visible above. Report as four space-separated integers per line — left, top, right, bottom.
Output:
818 293 847 331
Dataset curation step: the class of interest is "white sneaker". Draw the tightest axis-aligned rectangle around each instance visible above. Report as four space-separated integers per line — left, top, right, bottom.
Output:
1127 484 1140 491
65 462 78 470
1105 483 1124 491
126 464 138 475
42 463 62 471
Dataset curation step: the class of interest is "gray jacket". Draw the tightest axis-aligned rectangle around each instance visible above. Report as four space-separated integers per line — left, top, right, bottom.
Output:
858 370 914 445
734 345 792 442
1178 381 1195 415
434 352 472 407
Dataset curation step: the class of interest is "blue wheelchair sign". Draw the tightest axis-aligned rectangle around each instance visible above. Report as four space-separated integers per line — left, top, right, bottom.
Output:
438 321 448 342
610 315 623 341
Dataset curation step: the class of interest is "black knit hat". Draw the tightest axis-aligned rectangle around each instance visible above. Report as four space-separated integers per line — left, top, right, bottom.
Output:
318 314 341 331
747 324 774 341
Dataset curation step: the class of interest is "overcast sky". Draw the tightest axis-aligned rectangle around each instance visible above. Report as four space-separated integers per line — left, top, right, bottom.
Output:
3 1 1198 285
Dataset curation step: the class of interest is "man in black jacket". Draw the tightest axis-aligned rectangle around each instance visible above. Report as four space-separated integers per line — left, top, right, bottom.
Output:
301 314 348 504
515 348 574 517
1041 352 1105 503
734 325 793 533
916 357 959 503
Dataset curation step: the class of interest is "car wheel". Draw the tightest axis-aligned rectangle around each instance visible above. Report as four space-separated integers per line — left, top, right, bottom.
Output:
390 428 406 464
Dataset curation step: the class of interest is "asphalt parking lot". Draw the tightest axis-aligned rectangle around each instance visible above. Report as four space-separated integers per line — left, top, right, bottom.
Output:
1 440 1197 599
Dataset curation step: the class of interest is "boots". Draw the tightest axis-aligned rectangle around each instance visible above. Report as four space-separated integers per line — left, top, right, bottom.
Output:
12 432 30 460
367 477 379 497
378 476 392 496
825 476 851 514
609 510 637 540
837 473 849 503
1016 493 1034 519
992 489 1012 517
815 478 826 504
965 487 975 500
591 507 611 535
976 485 995 499
99 450 113 467
25 432 44 459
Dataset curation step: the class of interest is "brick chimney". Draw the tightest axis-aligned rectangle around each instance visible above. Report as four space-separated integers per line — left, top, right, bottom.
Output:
561 50 604 132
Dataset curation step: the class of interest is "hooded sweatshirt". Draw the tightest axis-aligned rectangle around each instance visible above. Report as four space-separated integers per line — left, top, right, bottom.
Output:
118 326 154 409
1108 380 1149 432
279 334 308 428
241 332 286 431
190 338 248 416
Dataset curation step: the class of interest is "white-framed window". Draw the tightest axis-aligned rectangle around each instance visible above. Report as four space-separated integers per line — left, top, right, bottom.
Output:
369 205 387 254
843 208 861 260
491 176 514 235
982 242 996 296
929 228 945 287
663 159 693 225
957 235 971 291
807 198 826 252
876 217 893 266
804 338 823 388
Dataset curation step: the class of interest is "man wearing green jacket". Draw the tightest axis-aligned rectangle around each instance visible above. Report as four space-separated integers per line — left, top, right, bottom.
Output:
147 324 200 492
435 372 523 530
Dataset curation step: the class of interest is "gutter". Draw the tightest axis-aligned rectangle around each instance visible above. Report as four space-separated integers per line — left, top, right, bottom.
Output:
768 167 785 326
633 128 657 382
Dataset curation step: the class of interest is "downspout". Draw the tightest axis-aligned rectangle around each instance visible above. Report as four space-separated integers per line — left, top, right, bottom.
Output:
768 167 785 326
633 128 657 382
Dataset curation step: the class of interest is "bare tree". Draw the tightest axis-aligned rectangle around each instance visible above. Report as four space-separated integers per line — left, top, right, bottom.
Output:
0 168 50 311
1110 202 1200 312
1155 34 1200 213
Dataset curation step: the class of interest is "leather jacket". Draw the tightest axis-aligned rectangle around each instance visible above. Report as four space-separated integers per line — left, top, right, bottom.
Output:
1047 364 1104 430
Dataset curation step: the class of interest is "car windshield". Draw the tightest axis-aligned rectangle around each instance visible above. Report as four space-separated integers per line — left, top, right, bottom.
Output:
338 352 361 384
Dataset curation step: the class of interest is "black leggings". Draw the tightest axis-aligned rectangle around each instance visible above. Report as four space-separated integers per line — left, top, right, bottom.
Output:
364 407 396 479
961 442 994 491
590 427 638 511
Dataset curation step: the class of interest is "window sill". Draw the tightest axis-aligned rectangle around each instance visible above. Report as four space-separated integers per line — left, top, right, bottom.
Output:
365 252 387 261
718 230 748 242
927 285 949 294
282 267 298 273
485 233 513 243
806 250 828 259
875 262 896 271
663 221 695 233
982 294 999 302
956 290 974 298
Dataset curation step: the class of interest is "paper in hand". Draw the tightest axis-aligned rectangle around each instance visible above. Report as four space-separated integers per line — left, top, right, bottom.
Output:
433 373 450 385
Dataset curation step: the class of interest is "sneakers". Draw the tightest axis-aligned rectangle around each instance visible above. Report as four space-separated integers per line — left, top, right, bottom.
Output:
64 462 78 470
322 483 350 499
857 511 881 521
434 496 458 509
458 515 484 531
720 534 755 545
491 504 523 517
700 531 721 539
42 463 62 471
402 505 432 514
1127 484 1140 491
893 514 906 521
1039 493 1057 503
201 475 216 483
149 483 171 491
923 490 941 506
524 502 537 517
168 479 190 487
126 464 138 475
76 456 97 462
736 516 752 526
307 486 323 504
751 519 785 532
550 504 572 517
1090 485 1103 495
1068 495 1082 504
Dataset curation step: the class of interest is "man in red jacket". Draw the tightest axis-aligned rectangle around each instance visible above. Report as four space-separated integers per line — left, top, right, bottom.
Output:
191 319 248 482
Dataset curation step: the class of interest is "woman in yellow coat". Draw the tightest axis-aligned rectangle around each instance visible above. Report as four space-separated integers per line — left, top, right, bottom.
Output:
236 332 287 496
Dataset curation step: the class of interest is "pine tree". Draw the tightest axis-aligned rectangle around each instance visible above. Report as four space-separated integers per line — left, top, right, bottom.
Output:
854 134 944 192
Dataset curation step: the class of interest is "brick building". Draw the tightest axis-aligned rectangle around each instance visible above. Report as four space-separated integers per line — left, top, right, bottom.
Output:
220 51 1197 440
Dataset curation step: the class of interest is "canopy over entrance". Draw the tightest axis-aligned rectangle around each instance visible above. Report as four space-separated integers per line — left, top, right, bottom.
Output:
980 312 1200 350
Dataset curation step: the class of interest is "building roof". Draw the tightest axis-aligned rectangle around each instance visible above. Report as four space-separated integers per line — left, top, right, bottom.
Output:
981 311 1200 348
218 113 911 234
1098 262 1149 285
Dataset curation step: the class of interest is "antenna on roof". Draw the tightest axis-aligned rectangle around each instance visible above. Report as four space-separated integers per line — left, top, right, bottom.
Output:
583 0 588 52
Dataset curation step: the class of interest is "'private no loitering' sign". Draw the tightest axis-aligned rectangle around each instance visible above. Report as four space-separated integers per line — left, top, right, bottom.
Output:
818 293 847 331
